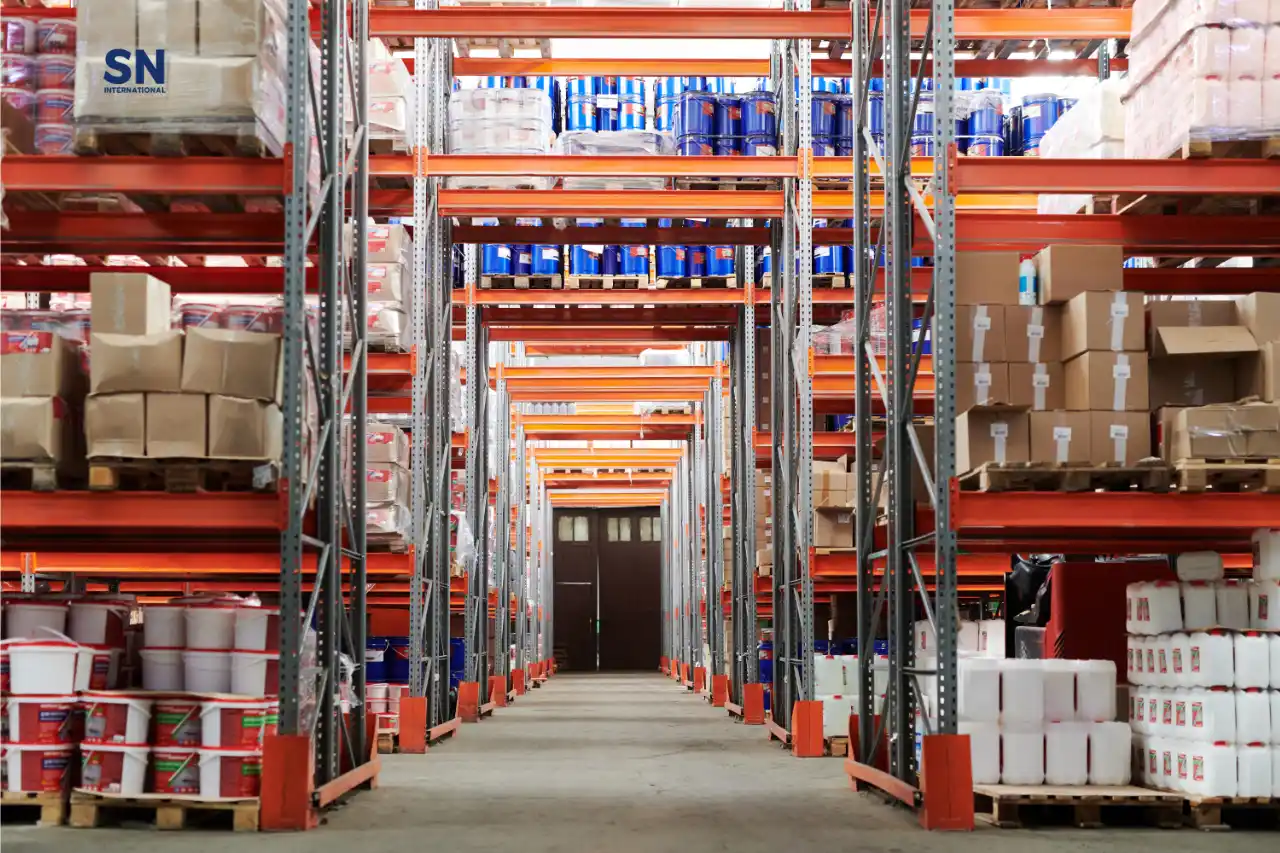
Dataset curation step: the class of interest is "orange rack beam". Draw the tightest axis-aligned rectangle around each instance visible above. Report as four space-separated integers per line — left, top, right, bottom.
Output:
954 157 1280 195
445 58 1126 79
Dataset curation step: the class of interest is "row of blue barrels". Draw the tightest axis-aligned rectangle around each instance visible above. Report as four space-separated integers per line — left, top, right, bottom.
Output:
366 637 467 688
478 75 561 133
564 76 647 132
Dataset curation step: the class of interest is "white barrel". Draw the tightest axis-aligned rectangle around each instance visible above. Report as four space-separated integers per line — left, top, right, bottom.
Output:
1181 582 1217 631
1168 632 1193 685
1076 659 1117 722
1234 633 1271 689
958 621 980 653
1236 744 1273 797
1237 689 1272 745
1000 660 1045 728
1125 582 1142 634
1088 721 1133 785
1216 581 1250 630
1250 580 1280 630
1130 582 1154 635
1171 688 1192 739
813 654 846 696
1000 729 1045 784
1042 659 1077 722
1189 688 1236 743
957 657 1000 723
1045 721 1089 784
1176 551 1224 582
978 619 1005 658
1187 742 1237 798
1147 581 1183 633
959 721 1000 784
819 694 855 737
1188 631 1234 688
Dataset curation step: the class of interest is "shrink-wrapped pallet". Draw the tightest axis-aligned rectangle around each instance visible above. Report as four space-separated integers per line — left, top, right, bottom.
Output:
1037 79 1126 215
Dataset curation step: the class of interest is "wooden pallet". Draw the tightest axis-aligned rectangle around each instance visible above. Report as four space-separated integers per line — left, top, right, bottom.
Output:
759 273 847 288
0 791 69 827
87 459 281 493
1 460 64 491
68 791 259 832
972 784 1184 829
1187 796 1280 830
652 276 737 290
1174 458 1280 493
480 274 562 290
825 735 849 757
565 274 648 291
1116 137 1280 217
674 177 779 191
452 0 551 58
640 405 693 415
368 534 410 554
73 125 277 158
958 461 1173 493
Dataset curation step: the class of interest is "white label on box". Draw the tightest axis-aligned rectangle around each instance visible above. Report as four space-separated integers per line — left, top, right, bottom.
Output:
1110 293 1129 351
991 422 1009 463
990 423 1009 438
1109 424 1129 463
1032 371 1050 388
541 248 559 260
1053 426 1072 441
1053 426 1073 463
974 313 992 331
974 364 992 404
1113 362 1131 380
1109 425 1129 440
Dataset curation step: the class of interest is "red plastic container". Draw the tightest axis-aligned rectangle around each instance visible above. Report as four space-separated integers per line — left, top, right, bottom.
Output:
2 55 37 90
176 302 222 330
221 304 282 334
150 748 200 794
7 695 79 744
152 698 202 747
35 55 75 90
34 121 73 155
35 18 76 54
3 18 35 54
5 742 75 793
35 89 73 123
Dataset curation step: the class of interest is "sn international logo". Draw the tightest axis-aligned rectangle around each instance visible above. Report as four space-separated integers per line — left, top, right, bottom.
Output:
102 49 166 94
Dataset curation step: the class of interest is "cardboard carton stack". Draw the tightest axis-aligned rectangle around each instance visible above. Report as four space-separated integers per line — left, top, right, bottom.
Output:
0 320 87 476
366 421 411 545
755 472 773 573
85 273 283 464
813 457 853 548
353 224 413 352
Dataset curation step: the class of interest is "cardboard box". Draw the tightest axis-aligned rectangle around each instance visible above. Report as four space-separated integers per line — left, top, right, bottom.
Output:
1156 406 1187 461
367 462 410 505
1090 411 1152 465
1148 358 1240 408
1034 245 1124 304
1147 320 1257 408
1 334 84 398
1147 299 1238 349
955 406 1030 473
955 304 1007 363
146 393 207 458
90 273 173 336
75 56 174 120
956 362 1010 413
181 327 281 402
86 392 146 458
1149 324 1257 359
1064 351 1149 412
1168 403 1280 461
79 0 137 49
756 547 774 568
198 0 268 56
208 395 282 460
812 459 853 508
1008 362 1065 411
956 252 1020 305
0 397 70 461
138 0 197 53
90 332 184 394
365 223 412 264
367 263 410 305
1029 410 1091 464
813 508 854 548
1061 291 1145 358
1238 292 1280 343
1005 304 1062 363
366 422 410 466
1240 341 1278 402
168 56 258 115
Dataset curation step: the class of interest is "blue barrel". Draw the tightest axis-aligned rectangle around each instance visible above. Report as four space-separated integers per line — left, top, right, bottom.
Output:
504 76 527 88
511 244 532 274
675 91 716 137
681 76 708 92
812 91 839 138
566 75 593 97
911 135 934 157
593 75 618 96
572 244 601 275
448 638 466 688
836 140 853 158
813 220 842 274
677 135 713 156
687 246 708 277
1021 93 1059 156
531 243 560 276
481 243 511 275
869 96 884 138
618 77 645 130
594 75 619 131
655 96 678 131
656 77 683 99
742 134 777 156
387 636 410 682
834 94 854 142
913 91 935 135
567 94 595 131
912 317 932 354
619 219 649 277
873 639 889 656
602 244 622 275
365 637 389 683
969 102 1003 138
707 245 734 277
759 641 773 684
757 246 771 280
481 76 505 89
656 244 687 278
715 95 743 137
704 77 730 94
812 76 841 93
968 136 1005 157
713 137 739 156
740 91 777 138
812 135 836 157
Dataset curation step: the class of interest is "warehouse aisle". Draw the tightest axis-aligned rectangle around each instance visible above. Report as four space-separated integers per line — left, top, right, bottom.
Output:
7 674 1276 852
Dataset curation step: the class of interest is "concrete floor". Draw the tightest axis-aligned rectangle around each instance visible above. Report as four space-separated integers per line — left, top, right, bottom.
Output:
5 672 1274 851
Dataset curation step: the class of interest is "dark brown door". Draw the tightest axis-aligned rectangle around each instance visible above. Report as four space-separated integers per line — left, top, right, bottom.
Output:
552 510 598 672
597 509 662 671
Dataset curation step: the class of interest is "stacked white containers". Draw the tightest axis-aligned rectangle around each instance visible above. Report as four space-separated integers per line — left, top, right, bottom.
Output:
1126 540 1280 798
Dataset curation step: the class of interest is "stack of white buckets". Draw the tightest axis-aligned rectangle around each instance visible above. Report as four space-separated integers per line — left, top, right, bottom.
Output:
1126 534 1280 798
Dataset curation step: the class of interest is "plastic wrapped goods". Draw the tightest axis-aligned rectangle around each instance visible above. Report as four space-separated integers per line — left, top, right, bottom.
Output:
448 87 552 154
554 130 675 190
1037 79 1126 215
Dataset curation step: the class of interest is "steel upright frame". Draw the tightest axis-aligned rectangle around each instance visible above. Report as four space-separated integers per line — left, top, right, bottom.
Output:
704 366 726 685
408 0 455 730
729 255 759 705
463 268 492 703
276 0 371 785
769 0 815 735
492 355 513 687
848 0 959 785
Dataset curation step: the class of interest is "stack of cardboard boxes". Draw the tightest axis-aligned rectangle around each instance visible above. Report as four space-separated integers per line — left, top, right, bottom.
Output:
754 472 773 573
356 224 412 352
0 322 86 473
365 421 411 545
812 457 854 548
954 247 1280 474
84 274 284 463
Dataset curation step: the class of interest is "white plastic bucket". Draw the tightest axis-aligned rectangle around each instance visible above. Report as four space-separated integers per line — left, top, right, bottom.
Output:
4 741 75 792
4 602 68 640
140 647 184 691
68 600 131 647
80 742 149 795
7 694 78 743
199 747 263 798
368 699 389 714
143 604 186 647
230 650 279 697
233 607 280 652
200 698 274 747
4 640 83 695
388 683 407 713
185 604 238 650
81 691 152 744
183 649 232 693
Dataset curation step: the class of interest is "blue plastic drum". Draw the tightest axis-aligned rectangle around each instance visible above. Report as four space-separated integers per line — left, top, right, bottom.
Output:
912 91 935 136
655 97 678 131
567 94 595 131
811 91 839 138
619 219 649 277
687 246 707 277
836 140 853 158
565 76 593 97
704 77 730 94
511 244 532 274
812 135 836 157
715 95 742 137
757 246 771 280
967 136 1005 157
449 638 466 688
531 244 560 276
834 94 854 143
387 637 410 682
681 76 708 92
594 75 619 131
602 245 622 275
740 91 776 138
481 243 511 275
911 135 935 157
365 638 389 683
571 244 601 275
742 134 778 156
656 245 688 278
969 103 1003 138
713 137 739 156
656 77 683 99
677 135 713 156
504 76 527 88
1006 106 1022 155
674 91 716 137
707 245 734 277
869 94 884 138
617 76 645 130
1021 93 1059 156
